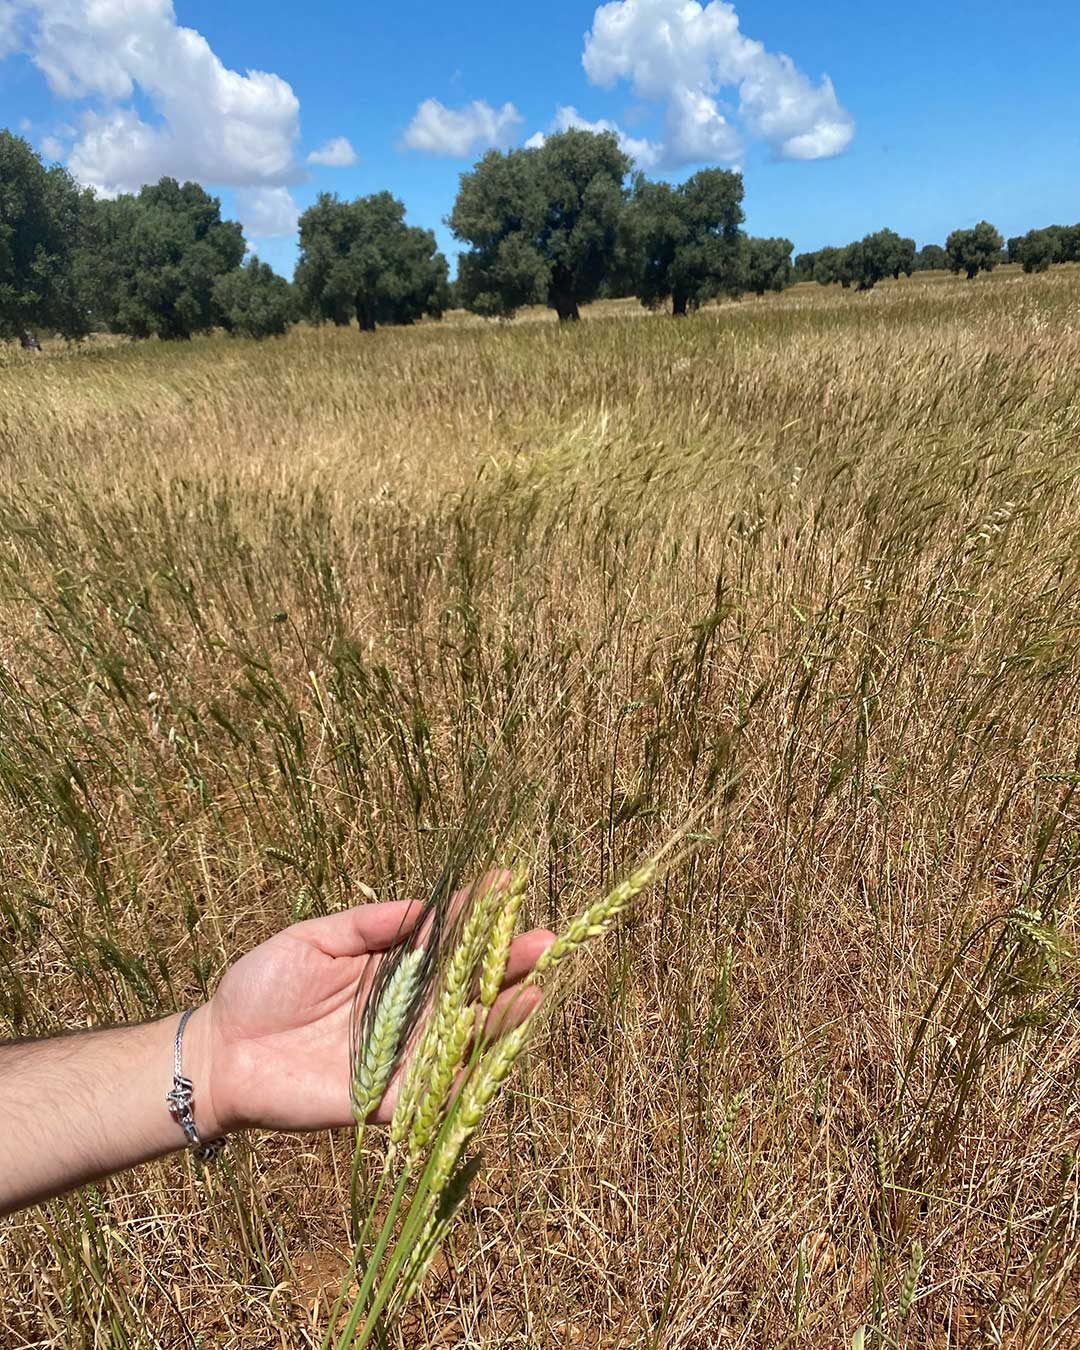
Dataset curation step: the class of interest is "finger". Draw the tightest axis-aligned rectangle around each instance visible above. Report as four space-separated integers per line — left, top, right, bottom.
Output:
502 928 555 987
292 899 425 958
482 980 544 1040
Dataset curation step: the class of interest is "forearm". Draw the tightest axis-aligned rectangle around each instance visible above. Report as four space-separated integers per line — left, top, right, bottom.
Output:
0 1006 219 1216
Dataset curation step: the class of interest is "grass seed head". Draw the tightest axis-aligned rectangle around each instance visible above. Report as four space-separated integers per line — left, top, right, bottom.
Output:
352 948 424 1124
535 862 656 975
428 1017 534 1196
897 1239 924 1320
407 1002 476 1160
390 873 507 1147
479 869 526 1008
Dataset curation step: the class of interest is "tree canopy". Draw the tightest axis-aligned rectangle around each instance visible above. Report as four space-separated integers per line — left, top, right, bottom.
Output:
0 130 87 340
793 251 820 281
805 231 929 288
450 128 630 321
622 168 745 315
890 235 917 279
1045 225 1080 261
213 256 296 338
295 191 448 331
1008 225 1080 273
945 221 1003 280
745 236 794 296
7 122 1080 350
1013 229 1059 273
77 179 245 338
914 244 947 271
811 246 854 288
831 230 915 290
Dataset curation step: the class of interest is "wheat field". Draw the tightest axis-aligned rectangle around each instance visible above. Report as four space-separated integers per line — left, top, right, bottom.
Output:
2 267 1080 1348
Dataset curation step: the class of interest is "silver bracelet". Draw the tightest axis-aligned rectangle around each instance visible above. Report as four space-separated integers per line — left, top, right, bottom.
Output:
166 1008 226 1164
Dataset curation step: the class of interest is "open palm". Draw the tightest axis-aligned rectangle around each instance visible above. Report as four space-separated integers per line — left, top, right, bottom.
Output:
201 876 551 1138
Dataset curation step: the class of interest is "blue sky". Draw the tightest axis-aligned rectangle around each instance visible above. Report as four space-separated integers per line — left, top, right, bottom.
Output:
2 0 1079 278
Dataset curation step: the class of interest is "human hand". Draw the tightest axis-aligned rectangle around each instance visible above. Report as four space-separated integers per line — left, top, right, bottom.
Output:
190 874 552 1139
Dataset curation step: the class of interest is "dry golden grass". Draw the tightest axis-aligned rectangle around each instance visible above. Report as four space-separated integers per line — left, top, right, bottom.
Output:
2 265 1080 1347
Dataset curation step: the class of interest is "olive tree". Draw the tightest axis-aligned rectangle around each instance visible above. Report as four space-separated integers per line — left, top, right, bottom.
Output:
622 168 745 315
213 256 296 338
915 244 947 271
745 236 794 296
813 245 855 288
0 131 87 341
794 250 820 281
946 221 1004 280
450 128 630 322
295 191 447 331
76 179 244 339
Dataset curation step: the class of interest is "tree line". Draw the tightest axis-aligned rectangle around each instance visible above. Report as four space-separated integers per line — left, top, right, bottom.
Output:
1 125 790 340
796 216 1080 290
3 124 1077 343
1 131 294 342
794 221 1007 289
1006 224 1080 272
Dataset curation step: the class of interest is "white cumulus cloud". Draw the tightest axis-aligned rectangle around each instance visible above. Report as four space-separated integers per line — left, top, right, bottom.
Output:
307 135 357 167
402 98 523 156
527 104 662 169
236 185 299 239
1 0 302 194
583 0 853 165
663 85 741 164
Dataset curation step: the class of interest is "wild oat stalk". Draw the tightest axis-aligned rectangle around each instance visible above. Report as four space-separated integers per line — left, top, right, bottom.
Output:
326 860 658 1350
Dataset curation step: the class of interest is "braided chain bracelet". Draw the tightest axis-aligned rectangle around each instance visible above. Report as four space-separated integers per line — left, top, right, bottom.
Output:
166 1008 226 1164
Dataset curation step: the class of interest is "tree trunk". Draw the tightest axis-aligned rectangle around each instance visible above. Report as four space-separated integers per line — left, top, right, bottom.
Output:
552 292 580 323
672 292 688 317
356 296 377 331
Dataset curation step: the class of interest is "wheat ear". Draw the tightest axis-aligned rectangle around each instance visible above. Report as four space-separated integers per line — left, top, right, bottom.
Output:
390 873 504 1149
427 1016 535 1196
479 868 526 1008
535 862 656 975
352 948 424 1124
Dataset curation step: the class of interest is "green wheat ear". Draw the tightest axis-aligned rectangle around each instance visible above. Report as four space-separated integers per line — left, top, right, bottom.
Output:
406 1003 475 1160
403 872 522 1160
535 862 657 975
426 1016 535 1195
351 948 424 1124
479 868 526 1008
390 872 508 1151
